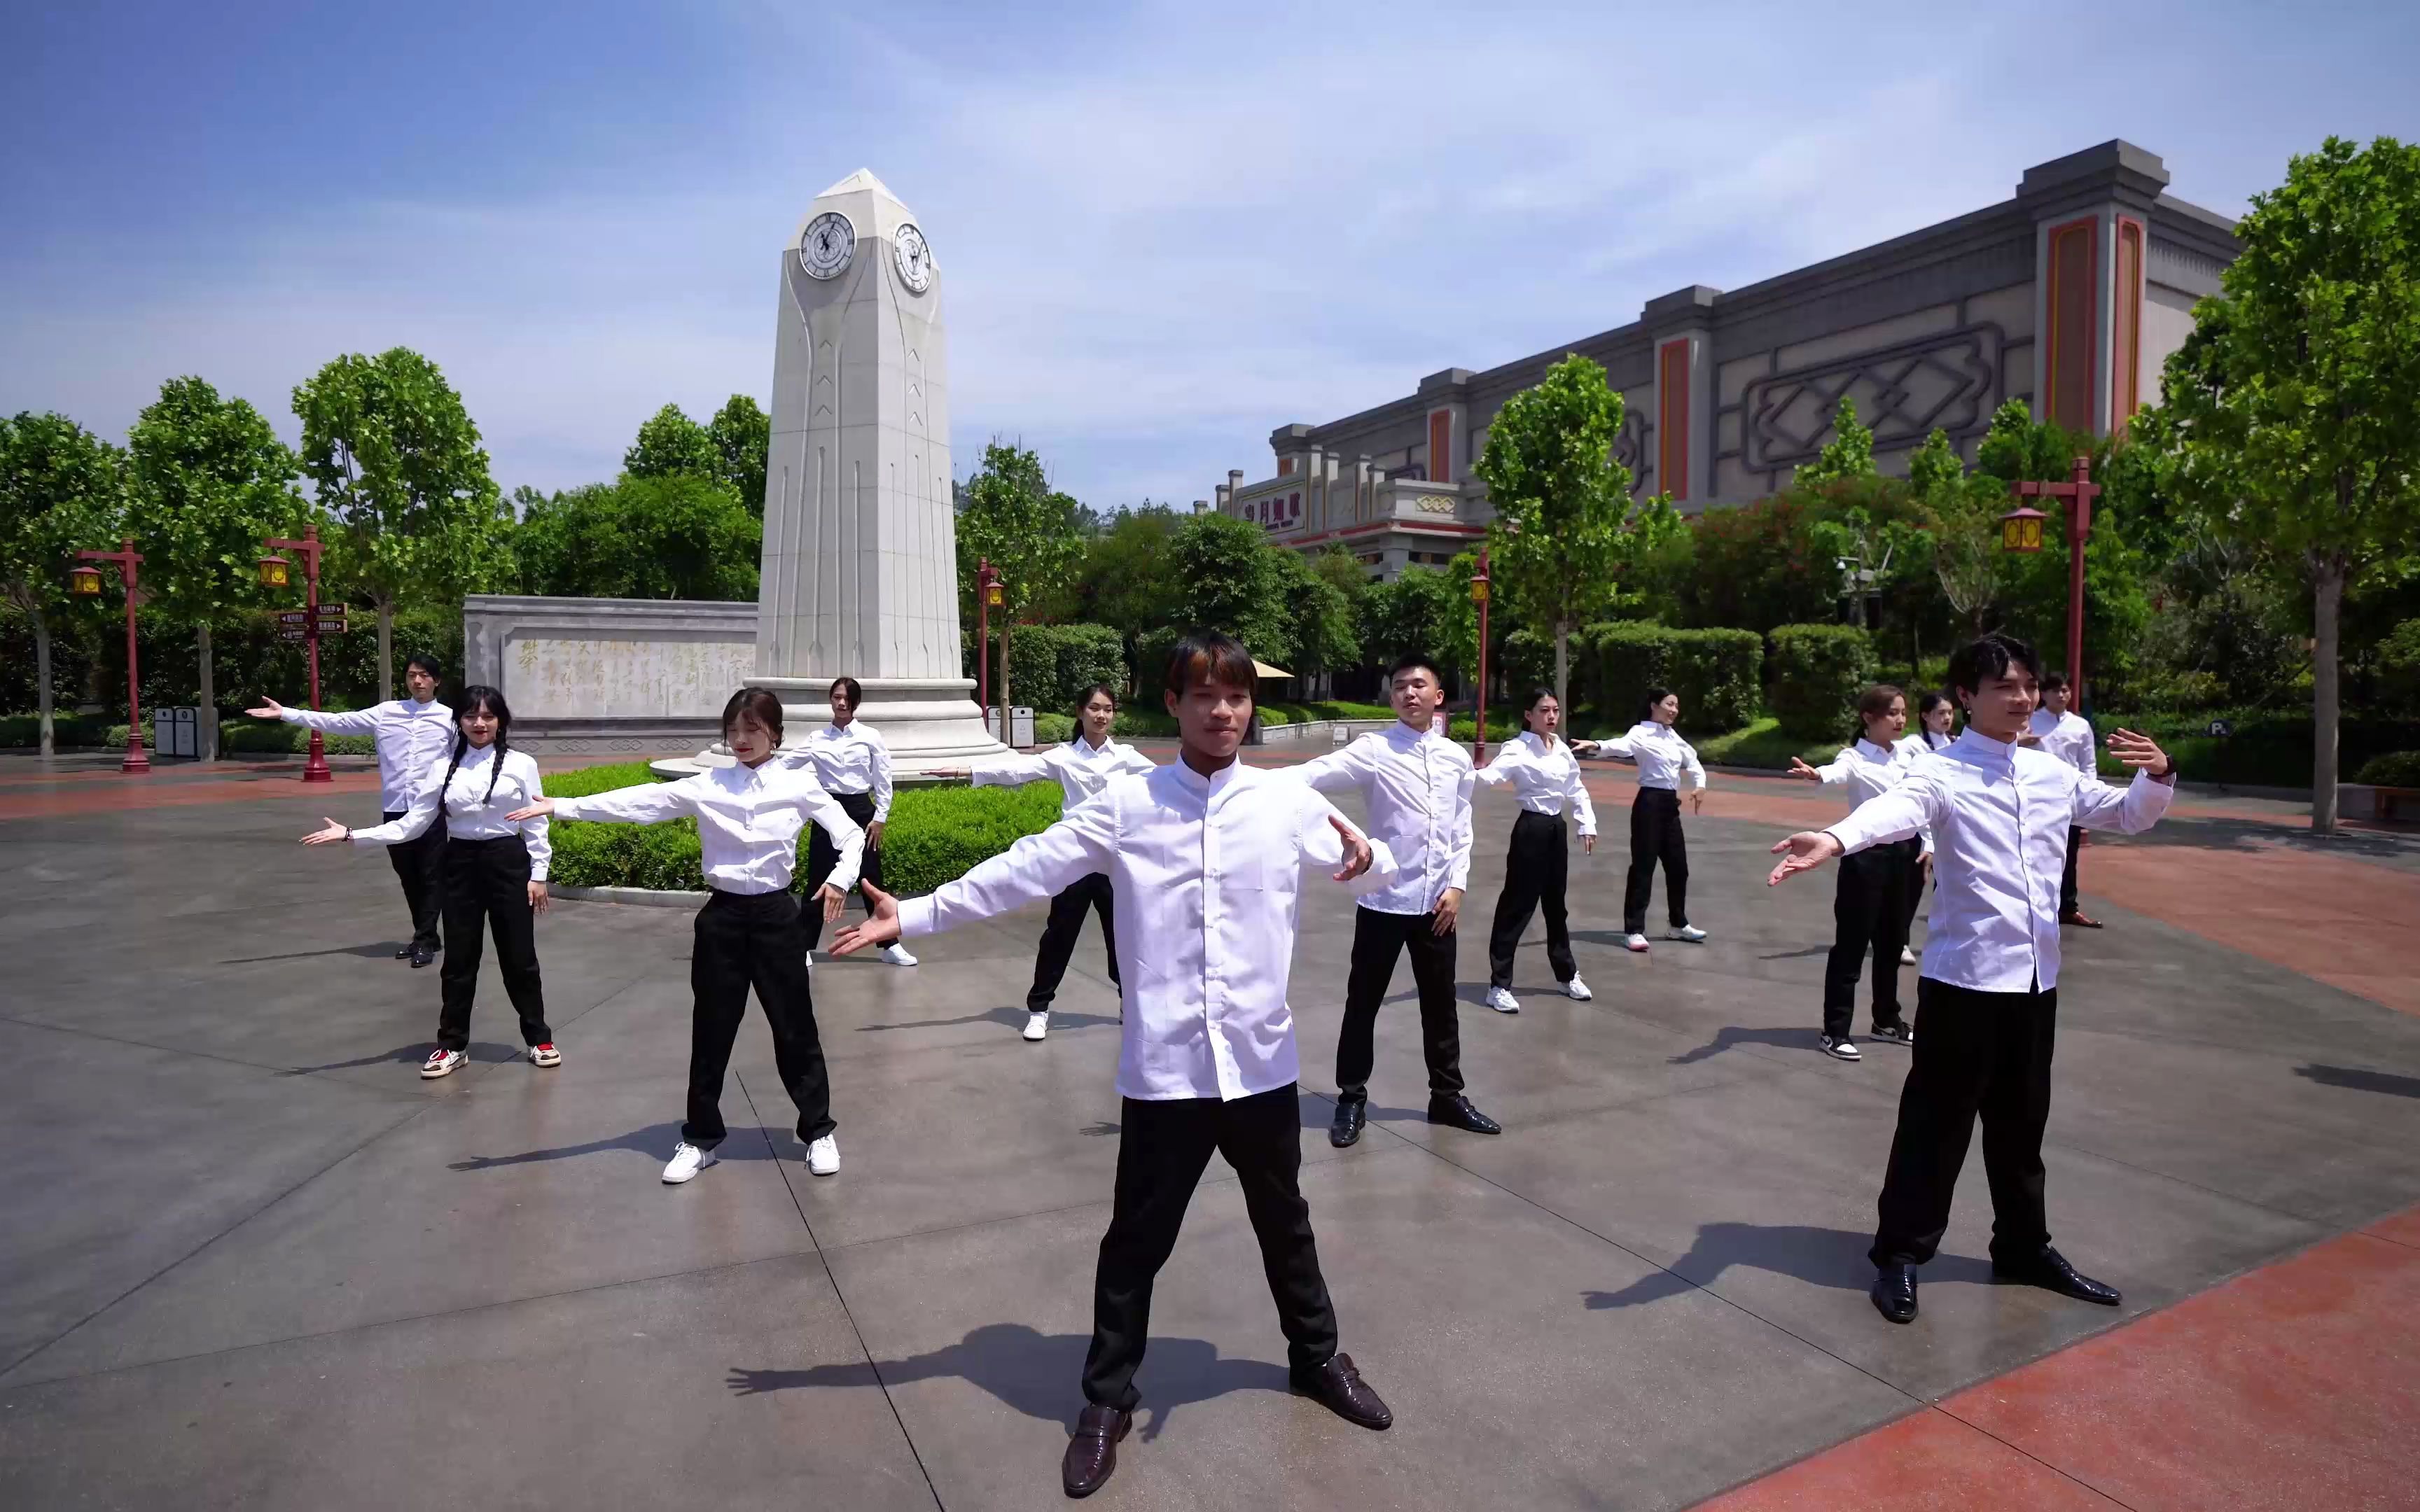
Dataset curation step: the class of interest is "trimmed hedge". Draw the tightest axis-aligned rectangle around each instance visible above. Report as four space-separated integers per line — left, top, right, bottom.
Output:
1767 624 1877 740
1006 624 1129 715
2356 750 2420 787
0 713 117 748
2085 710 2420 787
1585 622 1762 732
94 720 376 757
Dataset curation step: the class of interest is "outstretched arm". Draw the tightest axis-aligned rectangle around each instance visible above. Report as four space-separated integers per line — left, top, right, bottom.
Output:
268 701 382 737
325 759 444 846
529 777 699 827
2073 729 2175 834
968 750 1055 789
1284 737 1375 794
835 794 1118 952
1772 766 1947 883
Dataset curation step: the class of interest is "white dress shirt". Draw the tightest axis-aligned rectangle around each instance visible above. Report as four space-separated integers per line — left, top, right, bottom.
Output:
2028 708 2097 776
1917 727 1954 752
1594 722 1707 790
971 734 1157 811
1475 731 1598 836
350 746 552 879
281 698 454 813
552 762 864 897
898 759 1406 1102
788 721 894 820
1810 737 1933 855
1287 721 1474 915
1824 729 2172 992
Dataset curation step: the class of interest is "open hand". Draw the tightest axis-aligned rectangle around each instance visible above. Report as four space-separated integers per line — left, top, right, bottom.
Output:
831 881 903 954
1571 740 1600 757
1329 815 1373 881
247 697 285 720
1767 830 1843 886
301 817 349 845
505 797 556 822
813 882 844 922
2104 728 2174 780
867 820 886 851
1784 757 1822 782
528 880 550 914
1431 888 1463 936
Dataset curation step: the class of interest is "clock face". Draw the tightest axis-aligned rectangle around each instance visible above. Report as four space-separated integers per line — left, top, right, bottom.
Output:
892 221 934 293
798 212 855 280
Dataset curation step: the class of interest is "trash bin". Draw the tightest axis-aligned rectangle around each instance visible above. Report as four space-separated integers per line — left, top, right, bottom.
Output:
986 706 1036 748
151 706 200 758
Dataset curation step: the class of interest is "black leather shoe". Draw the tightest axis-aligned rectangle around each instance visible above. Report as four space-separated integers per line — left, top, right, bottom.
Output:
1329 1098 1367 1148
410 946 436 969
1061 1403 1132 1498
1292 1352 1391 1429
394 946 412 960
1871 1264 1919 1324
1994 1245 2121 1306
1426 1093 1501 1135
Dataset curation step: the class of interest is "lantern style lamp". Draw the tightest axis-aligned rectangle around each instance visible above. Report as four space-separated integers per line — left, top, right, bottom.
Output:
69 564 104 596
257 552 291 589
2000 505 2047 553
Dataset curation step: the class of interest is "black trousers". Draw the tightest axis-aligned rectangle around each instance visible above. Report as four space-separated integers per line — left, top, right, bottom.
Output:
382 808 446 953
1488 810 1576 988
436 834 551 1053
1622 788 1690 934
803 792 884 949
1902 853 1930 946
1822 839 1919 1037
1030 872 1118 1011
686 889 834 1147
1084 1085 1340 1410
2059 825 2083 916
1870 977 2057 1269
1335 906 1464 1103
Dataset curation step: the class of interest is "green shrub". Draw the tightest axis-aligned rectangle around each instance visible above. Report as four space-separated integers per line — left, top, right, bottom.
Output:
1695 716 1852 770
2353 750 2420 788
1031 712 1074 745
217 719 376 756
0 713 116 748
1767 624 1878 739
1501 629 1555 692
1005 622 1128 712
2085 710 2420 787
1585 623 1762 732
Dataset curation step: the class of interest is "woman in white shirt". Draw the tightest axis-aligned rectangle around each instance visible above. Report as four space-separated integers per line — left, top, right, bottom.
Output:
1475 688 1597 1013
937 684 1156 1042
509 687 866 1183
1902 690 1956 958
302 686 555 1080
1578 687 1709 953
1786 685 1924 1060
786 676 912 965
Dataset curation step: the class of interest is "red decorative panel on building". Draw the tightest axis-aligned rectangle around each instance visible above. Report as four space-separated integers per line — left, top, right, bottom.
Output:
1428 410 1452 485
1657 338 1691 500
2114 216 2144 424
2045 216 2099 433
1289 491 1300 519
1278 457 1293 477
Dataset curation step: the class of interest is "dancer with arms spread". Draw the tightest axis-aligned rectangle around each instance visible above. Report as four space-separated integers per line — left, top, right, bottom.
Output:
833 632 1400 1499
1784 684 1927 1060
786 677 915 965
1578 687 1708 953
1473 687 1597 1014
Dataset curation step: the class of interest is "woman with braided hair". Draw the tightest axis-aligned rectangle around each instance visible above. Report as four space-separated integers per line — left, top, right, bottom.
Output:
302 685 557 1079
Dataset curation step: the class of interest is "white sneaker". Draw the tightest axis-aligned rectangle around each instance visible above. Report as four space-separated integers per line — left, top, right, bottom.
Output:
1900 946 1919 965
528 1042 562 1068
662 1142 718 1184
1487 986 1521 1014
1563 976 1593 1002
1668 925 1709 943
1022 1011 1050 1041
1623 933 1651 953
806 1135 840 1176
1821 1035 1861 1061
881 944 919 967
420 1047 466 1079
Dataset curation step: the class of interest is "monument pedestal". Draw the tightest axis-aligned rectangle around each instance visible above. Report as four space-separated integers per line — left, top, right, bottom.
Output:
649 676 1008 781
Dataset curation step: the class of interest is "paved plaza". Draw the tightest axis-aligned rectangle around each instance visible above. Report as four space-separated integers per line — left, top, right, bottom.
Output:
4 750 2419 1510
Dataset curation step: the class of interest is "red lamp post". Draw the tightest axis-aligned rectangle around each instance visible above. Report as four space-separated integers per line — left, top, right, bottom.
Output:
72 538 150 774
975 557 1003 737
260 524 334 784
2003 454 2099 705
1470 545 1492 764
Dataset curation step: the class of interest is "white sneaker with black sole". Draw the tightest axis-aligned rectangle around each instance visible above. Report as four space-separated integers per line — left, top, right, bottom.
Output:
662 1142 717 1184
807 1135 840 1176
1820 1035 1861 1061
1487 986 1521 1014
1022 1011 1049 1041
1563 976 1593 1001
420 1047 467 1079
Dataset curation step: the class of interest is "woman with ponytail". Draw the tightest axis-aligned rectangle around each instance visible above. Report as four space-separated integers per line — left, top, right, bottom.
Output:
1473 687 1597 1013
303 686 557 1079
1576 687 1708 953
1783 684 1926 1060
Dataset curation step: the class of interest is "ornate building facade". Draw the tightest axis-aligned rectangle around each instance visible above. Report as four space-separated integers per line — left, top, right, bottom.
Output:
1205 141 2240 579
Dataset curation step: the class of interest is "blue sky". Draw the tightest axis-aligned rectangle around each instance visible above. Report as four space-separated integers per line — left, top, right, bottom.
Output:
5 0 2414 512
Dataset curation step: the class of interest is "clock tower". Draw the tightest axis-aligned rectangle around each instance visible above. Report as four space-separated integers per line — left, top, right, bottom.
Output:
752 169 1006 767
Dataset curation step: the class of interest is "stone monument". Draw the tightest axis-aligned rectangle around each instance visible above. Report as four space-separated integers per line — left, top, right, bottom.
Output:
712 169 1007 773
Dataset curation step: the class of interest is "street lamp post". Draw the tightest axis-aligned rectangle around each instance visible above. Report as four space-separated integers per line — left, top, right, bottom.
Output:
2001 455 2099 705
975 558 1003 740
72 538 150 774
260 524 333 784
1470 545 1492 764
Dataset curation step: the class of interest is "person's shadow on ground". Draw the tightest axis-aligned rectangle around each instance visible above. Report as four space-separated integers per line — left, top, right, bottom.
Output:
1666 1026 1837 1065
1582 1223 1996 1309
726 1323 1291 1440
447 1121 783 1172
2296 1063 2420 1099
222 941 406 965
858 1006 1122 1033
276 1042 522 1077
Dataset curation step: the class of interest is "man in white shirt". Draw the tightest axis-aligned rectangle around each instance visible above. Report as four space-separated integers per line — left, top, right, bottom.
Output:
940 683 1157 1040
1769 634 2176 1327
251 653 455 966
1288 654 1498 1149
2028 672 2102 928
785 676 913 965
833 633 1399 1499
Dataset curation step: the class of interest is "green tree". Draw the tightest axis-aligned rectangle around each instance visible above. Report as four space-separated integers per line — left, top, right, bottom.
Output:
293 349 512 699
1167 510 1293 660
1360 566 1459 673
126 377 306 759
515 475 760 601
1059 503 1183 682
1908 428 2007 634
0 414 125 755
623 402 719 481
2157 135 2420 830
1794 395 1878 487
707 395 771 516
1471 354 1683 710
955 441 1085 715
1274 547 1358 687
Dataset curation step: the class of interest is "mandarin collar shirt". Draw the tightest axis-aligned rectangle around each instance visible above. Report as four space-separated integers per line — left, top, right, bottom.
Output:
1811 737 1933 854
788 721 894 820
2028 708 2097 776
280 697 454 812
898 757 1407 1102
1597 721 1707 790
552 761 863 897
1824 729 2172 992
1286 721 1474 914
350 746 552 878
1475 731 1598 836
971 734 1157 810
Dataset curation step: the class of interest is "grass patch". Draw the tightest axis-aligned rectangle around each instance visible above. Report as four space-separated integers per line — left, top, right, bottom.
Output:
1692 717 1846 771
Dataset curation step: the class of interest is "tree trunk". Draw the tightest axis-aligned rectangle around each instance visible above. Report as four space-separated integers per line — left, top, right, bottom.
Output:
196 622 218 762
2311 554 2345 835
377 601 395 703
1552 623 1571 718
33 609 55 758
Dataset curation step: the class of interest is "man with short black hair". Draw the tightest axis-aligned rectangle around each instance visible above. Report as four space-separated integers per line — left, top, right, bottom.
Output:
1769 633 2176 1326
2029 672 2101 927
